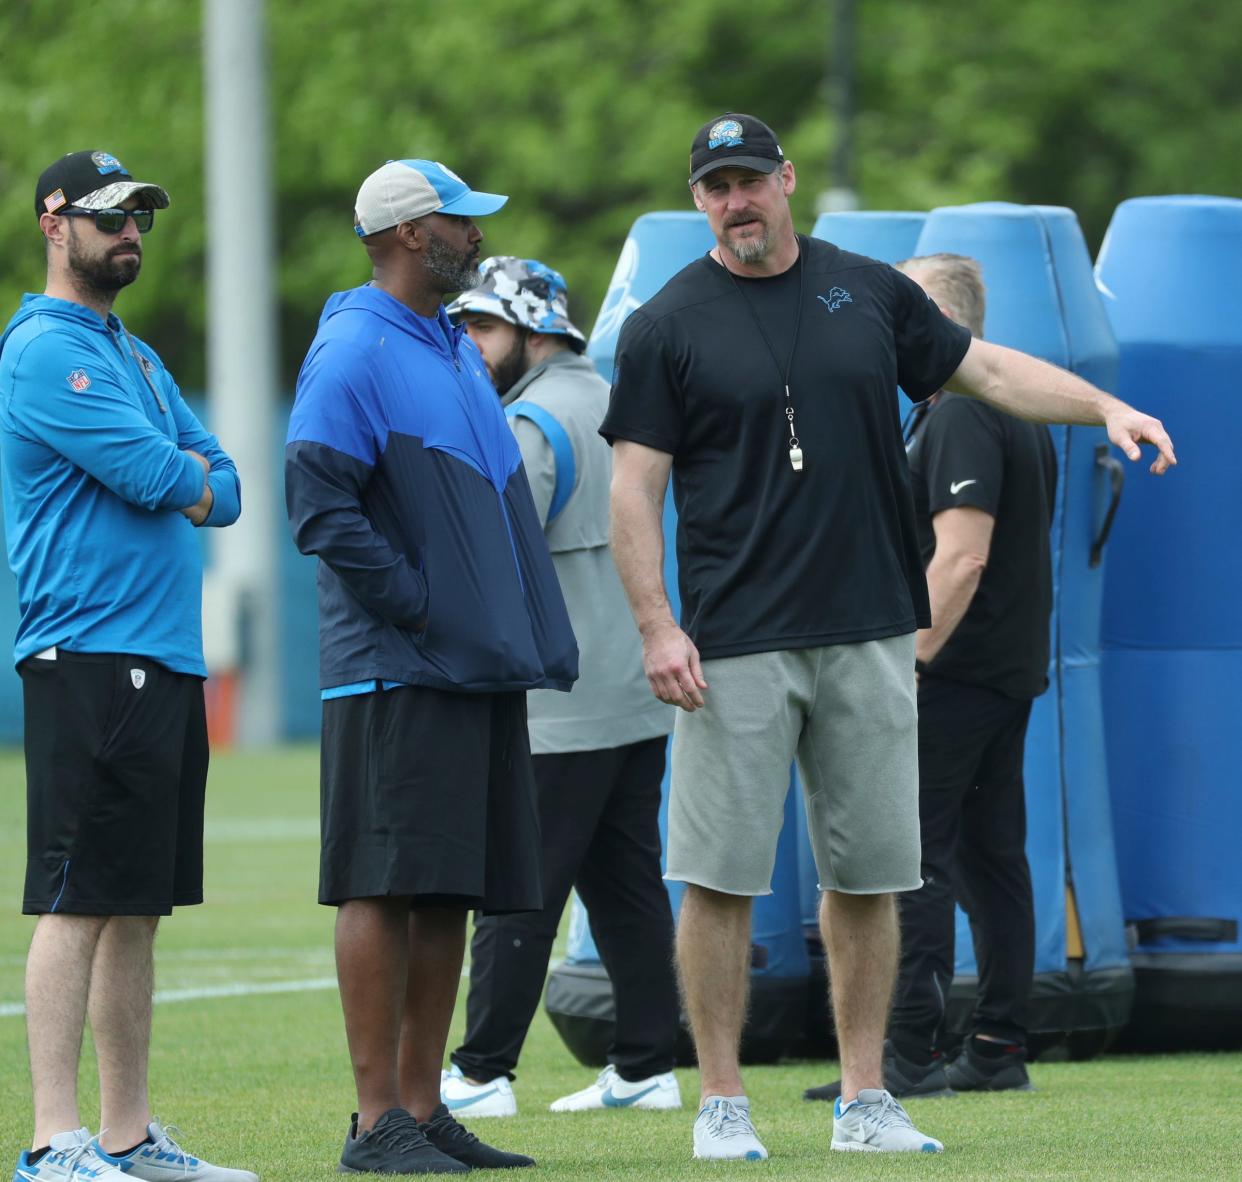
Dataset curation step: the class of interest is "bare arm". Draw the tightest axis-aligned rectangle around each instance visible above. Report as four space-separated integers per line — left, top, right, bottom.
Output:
917 506 995 667
946 337 1177 474
610 439 707 711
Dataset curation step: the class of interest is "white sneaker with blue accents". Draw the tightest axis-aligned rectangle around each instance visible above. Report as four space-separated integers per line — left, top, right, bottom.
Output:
14 1128 129 1182
549 1064 682 1112
439 1064 518 1118
692 1096 768 1161
91 1121 259 1182
831 1089 944 1153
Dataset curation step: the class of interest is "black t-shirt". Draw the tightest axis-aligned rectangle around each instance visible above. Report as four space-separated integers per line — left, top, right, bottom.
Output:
907 392 1057 699
600 236 972 660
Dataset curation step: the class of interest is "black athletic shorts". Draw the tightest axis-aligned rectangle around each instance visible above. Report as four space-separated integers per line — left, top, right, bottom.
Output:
319 685 541 912
21 649 209 916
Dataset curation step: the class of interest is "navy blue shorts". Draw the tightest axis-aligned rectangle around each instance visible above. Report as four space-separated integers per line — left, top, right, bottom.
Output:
319 685 542 912
21 649 208 916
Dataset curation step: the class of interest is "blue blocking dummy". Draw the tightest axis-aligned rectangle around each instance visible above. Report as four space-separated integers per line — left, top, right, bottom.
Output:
906 202 1133 1057
1095 195 1242 1050
544 212 811 1065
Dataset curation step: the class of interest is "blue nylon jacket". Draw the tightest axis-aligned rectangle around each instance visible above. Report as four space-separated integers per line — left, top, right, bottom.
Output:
0 294 241 676
285 284 578 694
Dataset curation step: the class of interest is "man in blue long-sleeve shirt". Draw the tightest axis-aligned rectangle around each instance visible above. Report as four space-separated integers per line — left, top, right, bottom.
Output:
0 151 254 1182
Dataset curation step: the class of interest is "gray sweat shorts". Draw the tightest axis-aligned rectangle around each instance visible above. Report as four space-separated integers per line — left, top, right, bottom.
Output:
666 634 921 896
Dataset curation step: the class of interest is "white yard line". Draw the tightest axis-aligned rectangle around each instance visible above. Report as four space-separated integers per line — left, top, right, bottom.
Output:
0 964 479 1018
0 976 337 1018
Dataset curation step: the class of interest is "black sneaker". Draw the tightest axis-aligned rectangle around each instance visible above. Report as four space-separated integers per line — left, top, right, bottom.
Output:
804 1042 955 1102
419 1105 534 1170
944 1040 1034 1092
338 1108 470 1174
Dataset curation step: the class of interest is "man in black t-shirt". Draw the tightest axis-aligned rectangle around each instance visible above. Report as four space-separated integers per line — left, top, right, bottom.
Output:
805 253 1055 1106
602 112 1176 1161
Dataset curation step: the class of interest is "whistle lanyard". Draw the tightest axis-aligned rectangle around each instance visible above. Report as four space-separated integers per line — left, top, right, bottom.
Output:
723 236 806 472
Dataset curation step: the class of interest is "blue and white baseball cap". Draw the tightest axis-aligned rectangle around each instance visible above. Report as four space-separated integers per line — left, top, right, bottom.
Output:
354 159 508 237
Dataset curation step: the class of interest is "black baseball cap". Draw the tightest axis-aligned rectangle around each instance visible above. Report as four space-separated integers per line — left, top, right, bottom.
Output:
35 150 170 219
688 113 784 185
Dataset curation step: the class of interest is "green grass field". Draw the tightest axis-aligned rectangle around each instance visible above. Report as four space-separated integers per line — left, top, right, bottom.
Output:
1 746 1238 1181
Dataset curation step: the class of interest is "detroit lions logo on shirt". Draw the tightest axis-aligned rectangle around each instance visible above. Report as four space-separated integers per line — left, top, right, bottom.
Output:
708 119 744 149
817 287 853 313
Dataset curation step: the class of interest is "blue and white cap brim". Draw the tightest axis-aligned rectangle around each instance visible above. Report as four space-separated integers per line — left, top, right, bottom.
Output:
446 291 507 319
438 189 508 217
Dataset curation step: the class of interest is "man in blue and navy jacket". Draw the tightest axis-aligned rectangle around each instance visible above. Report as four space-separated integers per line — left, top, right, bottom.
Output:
1 150 251 1182
285 159 576 1176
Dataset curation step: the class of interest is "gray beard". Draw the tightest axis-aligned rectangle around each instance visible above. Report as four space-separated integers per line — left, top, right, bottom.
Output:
423 228 480 293
725 225 771 265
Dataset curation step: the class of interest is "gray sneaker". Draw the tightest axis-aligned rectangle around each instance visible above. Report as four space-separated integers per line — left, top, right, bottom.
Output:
831 1089 944 1153
692 1096 768 1161
14 1128 129 1182
92 1121 259 1182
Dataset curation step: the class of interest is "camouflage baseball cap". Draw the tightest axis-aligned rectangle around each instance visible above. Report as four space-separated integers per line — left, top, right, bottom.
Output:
447 256 586 351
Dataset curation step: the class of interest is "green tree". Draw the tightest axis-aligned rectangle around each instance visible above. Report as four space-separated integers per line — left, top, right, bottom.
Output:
1 0 1238 389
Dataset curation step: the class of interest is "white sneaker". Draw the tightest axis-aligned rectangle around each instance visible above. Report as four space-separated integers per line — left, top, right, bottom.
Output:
93 1121 259 1182
831 1089 944 1153
439 1065 518 1118
14 1128 129 1182
549 1064 682 1112
692 1096 768 1161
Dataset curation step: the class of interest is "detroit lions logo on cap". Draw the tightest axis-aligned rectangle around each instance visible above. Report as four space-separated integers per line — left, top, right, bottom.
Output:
708 119 744 150
91 151 125 175
435 162 465 185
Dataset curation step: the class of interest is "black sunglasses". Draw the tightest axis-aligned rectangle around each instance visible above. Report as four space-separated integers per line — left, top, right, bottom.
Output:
59 207 155 234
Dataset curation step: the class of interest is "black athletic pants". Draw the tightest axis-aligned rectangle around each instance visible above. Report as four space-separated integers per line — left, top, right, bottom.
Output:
891 676 1036 1052
451 736 679 1082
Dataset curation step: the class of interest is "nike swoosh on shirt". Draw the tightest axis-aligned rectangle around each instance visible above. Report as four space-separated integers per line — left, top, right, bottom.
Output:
445 1088 499 1110
949 479 977 494
601 1083 660 1107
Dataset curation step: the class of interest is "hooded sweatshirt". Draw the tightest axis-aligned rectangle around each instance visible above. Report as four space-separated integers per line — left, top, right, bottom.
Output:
0 294 241 676
285 284 577 694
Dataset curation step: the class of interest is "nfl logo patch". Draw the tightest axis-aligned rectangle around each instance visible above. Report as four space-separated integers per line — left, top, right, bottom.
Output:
67 369 91 391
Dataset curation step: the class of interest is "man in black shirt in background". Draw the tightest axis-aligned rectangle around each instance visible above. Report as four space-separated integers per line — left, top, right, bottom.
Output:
603 113 1175 1160
806 253 1054 1105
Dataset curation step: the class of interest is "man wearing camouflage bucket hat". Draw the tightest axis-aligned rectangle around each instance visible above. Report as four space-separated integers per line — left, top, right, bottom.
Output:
441 258 681 1118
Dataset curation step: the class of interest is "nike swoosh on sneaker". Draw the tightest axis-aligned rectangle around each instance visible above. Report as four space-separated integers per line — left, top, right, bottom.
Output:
445 1088 498 1110
601 1083 660 1107
949 479 977 494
